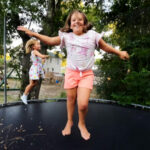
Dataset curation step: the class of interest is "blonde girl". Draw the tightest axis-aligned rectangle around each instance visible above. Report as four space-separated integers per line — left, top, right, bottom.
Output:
21 39 49 104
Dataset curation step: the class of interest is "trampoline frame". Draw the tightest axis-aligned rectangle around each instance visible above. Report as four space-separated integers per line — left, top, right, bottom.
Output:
1 98 150 111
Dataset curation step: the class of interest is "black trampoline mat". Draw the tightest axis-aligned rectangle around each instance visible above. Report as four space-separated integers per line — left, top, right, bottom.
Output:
0 101 150 150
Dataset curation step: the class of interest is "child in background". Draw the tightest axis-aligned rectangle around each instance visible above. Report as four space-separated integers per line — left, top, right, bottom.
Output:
17 10 129 140
21 39 49 104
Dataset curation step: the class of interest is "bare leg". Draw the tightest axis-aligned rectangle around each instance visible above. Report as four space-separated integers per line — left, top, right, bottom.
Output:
62 88 77 136
77 87 91 140
21 80 38 104
24 80 38 95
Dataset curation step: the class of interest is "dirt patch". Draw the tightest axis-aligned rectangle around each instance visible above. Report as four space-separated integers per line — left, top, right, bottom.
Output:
0 79 99 104
39 82 65 99
39 81 99 99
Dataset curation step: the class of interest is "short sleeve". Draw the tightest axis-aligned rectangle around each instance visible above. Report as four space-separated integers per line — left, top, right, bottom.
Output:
59 30 65 49
95 31 105 48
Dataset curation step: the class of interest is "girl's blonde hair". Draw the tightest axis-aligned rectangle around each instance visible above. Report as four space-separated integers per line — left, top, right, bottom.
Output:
25 39 38 54
60 10 93 33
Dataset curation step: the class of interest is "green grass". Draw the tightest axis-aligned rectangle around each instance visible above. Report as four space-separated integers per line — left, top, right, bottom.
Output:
59 92 67 98
0 91 20 104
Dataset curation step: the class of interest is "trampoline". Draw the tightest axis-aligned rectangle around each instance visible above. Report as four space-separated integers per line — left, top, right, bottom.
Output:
0 100 150 150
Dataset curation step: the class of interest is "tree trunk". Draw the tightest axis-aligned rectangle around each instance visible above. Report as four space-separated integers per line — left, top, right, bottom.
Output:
30 77 42 99
30 0 57 100
20 0 62 100
20 37 31 96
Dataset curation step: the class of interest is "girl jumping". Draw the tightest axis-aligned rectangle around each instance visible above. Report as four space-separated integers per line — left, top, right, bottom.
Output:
21 39 49 104
17 10 129 140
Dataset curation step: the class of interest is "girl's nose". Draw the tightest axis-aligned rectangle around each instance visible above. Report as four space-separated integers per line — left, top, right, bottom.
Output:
75 19 79 23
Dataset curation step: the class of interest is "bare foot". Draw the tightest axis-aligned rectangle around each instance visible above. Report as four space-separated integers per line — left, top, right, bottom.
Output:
78 123 91 140
62 121 73 136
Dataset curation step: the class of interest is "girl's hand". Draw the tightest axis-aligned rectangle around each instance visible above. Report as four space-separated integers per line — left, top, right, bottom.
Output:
119 51 129 60
46 55 50 59
42 58 46 64
17 26 34 37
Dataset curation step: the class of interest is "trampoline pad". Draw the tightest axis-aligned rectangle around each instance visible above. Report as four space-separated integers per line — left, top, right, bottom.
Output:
0 101 150 150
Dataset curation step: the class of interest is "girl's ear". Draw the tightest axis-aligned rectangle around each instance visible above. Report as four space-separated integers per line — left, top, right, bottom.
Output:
31 44 35 50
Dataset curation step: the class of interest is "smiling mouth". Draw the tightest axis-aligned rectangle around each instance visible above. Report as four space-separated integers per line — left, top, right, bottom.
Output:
74 25 83 29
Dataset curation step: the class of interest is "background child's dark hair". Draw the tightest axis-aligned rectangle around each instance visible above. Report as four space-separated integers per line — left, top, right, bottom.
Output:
60 10 93 33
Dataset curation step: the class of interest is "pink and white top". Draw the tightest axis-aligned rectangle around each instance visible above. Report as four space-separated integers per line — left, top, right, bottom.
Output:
29 51 45 80
59 30 104 71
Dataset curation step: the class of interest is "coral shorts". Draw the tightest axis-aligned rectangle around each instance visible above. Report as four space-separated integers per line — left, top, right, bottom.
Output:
64 68 94 90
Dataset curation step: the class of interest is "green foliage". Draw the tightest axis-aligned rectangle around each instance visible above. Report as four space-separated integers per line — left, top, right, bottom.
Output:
7 45 24 70
112 69 150 105
96 0 150 105
0 0 46 53
94 59 101 65
0 58 4 67
0 12 4 55
96 54 129 100
59 92 66 98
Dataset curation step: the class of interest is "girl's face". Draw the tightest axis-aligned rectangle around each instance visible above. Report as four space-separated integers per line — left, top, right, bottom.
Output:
32 41 41 51
70 12 85 35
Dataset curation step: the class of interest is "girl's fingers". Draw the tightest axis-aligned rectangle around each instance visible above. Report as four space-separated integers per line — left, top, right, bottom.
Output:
121 51 129 60
17 26 27 32
17 26 34 36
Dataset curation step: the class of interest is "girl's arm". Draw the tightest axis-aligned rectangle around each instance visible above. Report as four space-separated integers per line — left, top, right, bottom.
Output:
99 39 129 60
33 50 49 59
17 26 61 46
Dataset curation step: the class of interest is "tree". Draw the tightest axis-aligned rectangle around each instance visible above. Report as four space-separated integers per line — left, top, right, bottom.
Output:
0 0 104 100
96 0 150 105
0 0 46 99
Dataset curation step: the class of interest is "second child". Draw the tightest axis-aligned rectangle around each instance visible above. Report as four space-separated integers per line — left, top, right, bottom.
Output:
21 39 49 104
